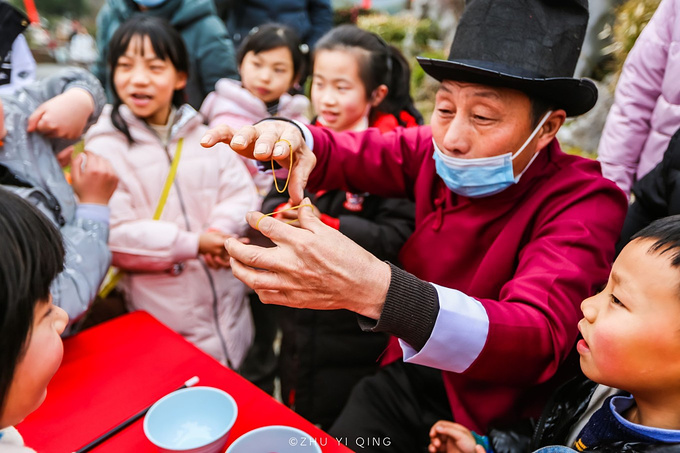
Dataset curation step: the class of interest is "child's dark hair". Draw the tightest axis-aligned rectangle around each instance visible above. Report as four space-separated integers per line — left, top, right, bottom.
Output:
631 215 680 267
108 14 189 143
313 25 423 126
236 23 307 84
0 189 64 413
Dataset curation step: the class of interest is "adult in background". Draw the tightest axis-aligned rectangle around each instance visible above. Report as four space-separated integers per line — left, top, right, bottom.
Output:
598 0 680 196
201 0 628 451
214 0 332 52
93 0 238 109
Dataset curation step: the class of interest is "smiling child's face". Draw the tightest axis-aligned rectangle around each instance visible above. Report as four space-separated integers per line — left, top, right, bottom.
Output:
577 238 680 395
1 297 68 428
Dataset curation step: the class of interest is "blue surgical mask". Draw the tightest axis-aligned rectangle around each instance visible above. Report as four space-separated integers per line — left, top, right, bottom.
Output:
133 0 167 7
433 111 552 198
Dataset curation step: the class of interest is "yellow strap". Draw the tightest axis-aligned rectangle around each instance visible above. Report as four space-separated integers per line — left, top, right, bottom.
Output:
97 139 184 299
154 138 184 220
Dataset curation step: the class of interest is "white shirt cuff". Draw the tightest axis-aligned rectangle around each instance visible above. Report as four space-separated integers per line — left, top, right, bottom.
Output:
293 120 314 151
400 284 489 372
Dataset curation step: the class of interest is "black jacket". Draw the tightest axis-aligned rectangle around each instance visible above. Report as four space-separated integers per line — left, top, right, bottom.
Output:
616 127 680 255
489 374 680 453
262 183 415 429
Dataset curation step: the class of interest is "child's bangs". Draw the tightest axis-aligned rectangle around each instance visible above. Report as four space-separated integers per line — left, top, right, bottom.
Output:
109 20 177 67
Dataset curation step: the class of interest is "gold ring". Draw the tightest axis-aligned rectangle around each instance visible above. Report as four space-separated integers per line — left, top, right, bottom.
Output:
275 138 292 152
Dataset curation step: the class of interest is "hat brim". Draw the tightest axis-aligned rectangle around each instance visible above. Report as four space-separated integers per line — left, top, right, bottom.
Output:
417 57 597 117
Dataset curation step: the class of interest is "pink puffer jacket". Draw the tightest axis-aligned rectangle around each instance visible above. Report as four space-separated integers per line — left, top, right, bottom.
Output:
200 78 310 195
598 0 680 195
85 104 258 368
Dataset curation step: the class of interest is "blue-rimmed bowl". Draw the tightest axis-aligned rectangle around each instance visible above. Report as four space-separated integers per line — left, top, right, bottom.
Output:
143 386 237 453
226 425 323 453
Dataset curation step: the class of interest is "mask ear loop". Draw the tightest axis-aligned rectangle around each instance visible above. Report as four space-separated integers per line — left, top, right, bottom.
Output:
256 203 314 230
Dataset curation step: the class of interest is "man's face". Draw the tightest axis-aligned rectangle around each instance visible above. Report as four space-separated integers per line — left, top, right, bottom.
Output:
578 238 680 395
430 80 546 177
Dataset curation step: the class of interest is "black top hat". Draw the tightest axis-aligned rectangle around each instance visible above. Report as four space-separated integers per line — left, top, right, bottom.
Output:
417 0 596 116
0 2 29 59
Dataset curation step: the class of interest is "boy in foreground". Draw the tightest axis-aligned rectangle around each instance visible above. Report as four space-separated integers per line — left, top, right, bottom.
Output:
430 216 680 452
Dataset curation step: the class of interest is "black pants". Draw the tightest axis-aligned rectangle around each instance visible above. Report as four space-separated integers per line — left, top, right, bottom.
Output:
330 360 453 453
238 292 279 394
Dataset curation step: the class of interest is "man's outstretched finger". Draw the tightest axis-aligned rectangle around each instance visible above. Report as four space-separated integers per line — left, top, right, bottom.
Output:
200 123 236 148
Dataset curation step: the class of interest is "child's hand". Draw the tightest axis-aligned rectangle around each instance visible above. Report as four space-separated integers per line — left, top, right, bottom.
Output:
199 231 231 260
71 152 119 205
428 421 486 453
201 234 250 269
27 88 94 140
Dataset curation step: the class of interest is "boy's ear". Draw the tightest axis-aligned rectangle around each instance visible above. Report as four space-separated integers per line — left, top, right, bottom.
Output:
370 84 389 107
174 71 188 91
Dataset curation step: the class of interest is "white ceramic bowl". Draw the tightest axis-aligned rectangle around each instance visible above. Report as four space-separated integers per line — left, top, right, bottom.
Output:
143 387 238 453
226 425 323 453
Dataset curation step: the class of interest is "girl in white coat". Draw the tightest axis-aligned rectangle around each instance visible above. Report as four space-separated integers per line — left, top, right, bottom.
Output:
86 15 258 368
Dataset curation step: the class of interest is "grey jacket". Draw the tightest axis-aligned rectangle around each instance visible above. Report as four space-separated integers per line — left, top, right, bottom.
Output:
0 68 110 326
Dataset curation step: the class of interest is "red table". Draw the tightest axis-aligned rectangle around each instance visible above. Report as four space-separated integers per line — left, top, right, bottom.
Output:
17 311 352 453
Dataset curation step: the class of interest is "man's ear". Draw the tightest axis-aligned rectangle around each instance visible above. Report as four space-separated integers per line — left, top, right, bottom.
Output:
370 84 389 107
174 71 188 91
535 109 566 151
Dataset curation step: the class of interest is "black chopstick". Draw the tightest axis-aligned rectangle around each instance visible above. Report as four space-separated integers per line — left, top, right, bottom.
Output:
73 376 200 453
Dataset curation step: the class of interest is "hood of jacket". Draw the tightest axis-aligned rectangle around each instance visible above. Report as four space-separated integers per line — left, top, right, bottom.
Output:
203 78 310 125
107 0 216 30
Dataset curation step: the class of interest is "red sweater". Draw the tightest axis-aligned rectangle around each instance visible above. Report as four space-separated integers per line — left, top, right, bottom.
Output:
306 125 627 432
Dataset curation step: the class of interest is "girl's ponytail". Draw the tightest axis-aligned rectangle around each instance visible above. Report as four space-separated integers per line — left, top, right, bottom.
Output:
379 45 424 126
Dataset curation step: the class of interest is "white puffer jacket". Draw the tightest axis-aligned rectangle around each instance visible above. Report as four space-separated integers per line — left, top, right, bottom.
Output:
85 104 258 367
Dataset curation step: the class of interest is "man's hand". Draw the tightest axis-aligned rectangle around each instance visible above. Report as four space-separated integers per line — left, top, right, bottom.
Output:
428 421 486 453
224 198 390 319
27 88 95 140
200 120 316 205
71 151 118 205
273 200 321 227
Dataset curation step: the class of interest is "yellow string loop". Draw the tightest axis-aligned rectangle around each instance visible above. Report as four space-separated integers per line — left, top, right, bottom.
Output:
272 139 293 194
256 203 313 230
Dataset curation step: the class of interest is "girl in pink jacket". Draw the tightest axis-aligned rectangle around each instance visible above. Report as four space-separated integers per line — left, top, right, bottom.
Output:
85 15 258 368
200 23 310 195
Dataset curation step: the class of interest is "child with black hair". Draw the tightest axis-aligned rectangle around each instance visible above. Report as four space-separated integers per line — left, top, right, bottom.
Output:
309 24 423 132
85 15 257 368
0 189 69 452
429 216 680 453
200 22 310 195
